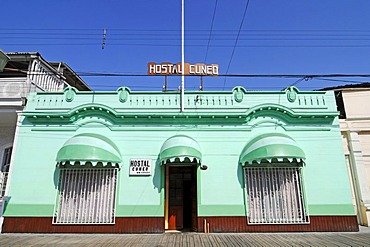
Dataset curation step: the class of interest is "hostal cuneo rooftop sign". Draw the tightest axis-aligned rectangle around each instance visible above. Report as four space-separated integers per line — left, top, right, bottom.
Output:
148 62 219 76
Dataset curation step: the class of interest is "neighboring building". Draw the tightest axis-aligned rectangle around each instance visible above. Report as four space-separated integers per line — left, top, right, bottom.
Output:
0 52 91 230
325 83 370 227
1 86 357 233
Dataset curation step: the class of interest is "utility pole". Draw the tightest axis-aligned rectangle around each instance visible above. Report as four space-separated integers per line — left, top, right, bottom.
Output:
181 0 185 112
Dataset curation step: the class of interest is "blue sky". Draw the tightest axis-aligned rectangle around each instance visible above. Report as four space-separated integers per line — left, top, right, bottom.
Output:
1 0 370 91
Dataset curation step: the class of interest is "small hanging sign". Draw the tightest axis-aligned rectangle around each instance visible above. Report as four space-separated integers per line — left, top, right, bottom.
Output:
129 159 152 176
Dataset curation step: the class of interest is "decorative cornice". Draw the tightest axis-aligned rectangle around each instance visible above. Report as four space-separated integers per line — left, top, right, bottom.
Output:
245 104 337 122
339 119 370 131
22 102 338 126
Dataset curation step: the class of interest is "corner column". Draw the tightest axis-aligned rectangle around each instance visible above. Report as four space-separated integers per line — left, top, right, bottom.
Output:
347 130 370 226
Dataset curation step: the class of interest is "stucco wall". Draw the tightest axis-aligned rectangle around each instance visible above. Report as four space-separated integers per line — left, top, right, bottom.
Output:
342 90 370 119
339 88 370 226
3 87 355 219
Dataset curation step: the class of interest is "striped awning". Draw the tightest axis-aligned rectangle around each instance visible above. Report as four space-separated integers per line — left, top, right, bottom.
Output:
56 133 122 167
240 133 305 165
159 135 202 164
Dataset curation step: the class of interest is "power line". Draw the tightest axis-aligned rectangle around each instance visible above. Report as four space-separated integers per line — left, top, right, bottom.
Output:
313 78 369 84
5 76 367 91
223 0 251 89
5 29 370 37
3 27 370 32
11 69 370 78
6 70 370 89
3 43 370 48
77 72 370 79
4 28 370 48
4 36 370 41
204 0 218 63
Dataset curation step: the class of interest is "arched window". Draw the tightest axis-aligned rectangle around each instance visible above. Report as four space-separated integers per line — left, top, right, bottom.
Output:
240 133 309 224
53 133 121 224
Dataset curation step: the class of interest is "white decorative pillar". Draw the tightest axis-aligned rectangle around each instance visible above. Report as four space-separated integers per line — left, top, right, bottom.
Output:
347 131 370 226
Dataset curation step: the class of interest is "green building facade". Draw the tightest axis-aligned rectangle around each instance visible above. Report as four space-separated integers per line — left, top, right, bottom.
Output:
2 86 358 233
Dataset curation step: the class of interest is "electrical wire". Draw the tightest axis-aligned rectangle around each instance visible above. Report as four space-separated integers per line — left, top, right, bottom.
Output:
288 77 308 88
313 78 369 84
3 27 370 48
3 77 367 92
4 29 370 38
223 0 251 89
4 36 370 41
4 43 370 48
5 67 370 78
204 0 218 63
3 27 370 32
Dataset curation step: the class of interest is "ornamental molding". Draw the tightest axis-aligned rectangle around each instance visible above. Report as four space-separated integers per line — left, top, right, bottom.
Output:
22 101 338 127
339 119 370 131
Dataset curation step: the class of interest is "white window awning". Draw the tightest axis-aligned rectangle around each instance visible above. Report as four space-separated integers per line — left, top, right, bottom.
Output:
56 133 122 167
240 133 305 165
159 135 202 165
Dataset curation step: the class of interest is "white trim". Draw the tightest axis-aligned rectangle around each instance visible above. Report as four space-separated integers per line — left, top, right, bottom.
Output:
0 99 24 107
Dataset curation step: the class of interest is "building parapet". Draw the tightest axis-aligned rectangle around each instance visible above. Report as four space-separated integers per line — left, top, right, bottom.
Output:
21 86 338 126
24 86 336 111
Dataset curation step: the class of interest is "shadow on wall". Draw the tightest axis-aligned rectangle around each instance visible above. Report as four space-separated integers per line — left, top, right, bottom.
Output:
237 162 245 189
53 167 59 189
52 157 164 192
152 156 163 193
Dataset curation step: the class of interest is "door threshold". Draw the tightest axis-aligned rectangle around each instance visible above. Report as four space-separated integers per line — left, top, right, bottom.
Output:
165 230 182 234
165 228 193 234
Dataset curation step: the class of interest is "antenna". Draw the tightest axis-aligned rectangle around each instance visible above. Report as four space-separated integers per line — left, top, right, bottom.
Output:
163 76 168 91
102 28 107 49
181 0 185 112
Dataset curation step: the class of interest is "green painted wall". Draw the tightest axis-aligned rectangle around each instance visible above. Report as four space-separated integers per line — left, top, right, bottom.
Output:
3 86 355 218
5 128 166 217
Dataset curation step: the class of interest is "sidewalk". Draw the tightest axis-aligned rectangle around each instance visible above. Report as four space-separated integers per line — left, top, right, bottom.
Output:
1 227 369 247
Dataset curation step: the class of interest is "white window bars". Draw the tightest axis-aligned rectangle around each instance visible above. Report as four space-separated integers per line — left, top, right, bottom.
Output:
0 172 8 198
245 167 309 224
53 168 118 224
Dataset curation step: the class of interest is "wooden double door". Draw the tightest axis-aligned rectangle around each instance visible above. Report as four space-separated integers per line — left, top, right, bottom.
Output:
167 166 198 231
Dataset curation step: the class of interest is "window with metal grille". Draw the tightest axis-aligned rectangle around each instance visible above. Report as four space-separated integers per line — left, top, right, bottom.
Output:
245 167 309 224
53 168 118 224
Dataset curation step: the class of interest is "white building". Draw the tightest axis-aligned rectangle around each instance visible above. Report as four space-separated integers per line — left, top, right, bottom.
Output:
327 83 370 226
0 52 90 219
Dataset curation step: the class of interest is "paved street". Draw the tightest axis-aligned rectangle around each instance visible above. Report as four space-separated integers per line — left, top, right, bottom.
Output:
1 227 370 247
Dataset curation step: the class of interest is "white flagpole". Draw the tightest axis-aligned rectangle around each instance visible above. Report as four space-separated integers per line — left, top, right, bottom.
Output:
181 0 185 112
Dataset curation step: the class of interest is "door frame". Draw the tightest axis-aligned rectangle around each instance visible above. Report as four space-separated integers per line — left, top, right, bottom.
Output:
164 164 198 231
